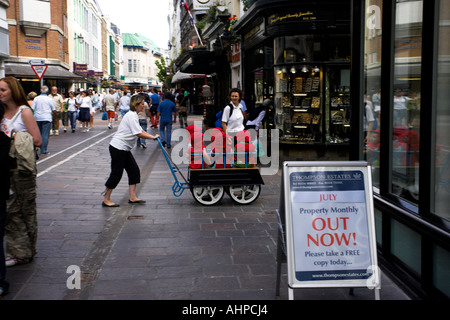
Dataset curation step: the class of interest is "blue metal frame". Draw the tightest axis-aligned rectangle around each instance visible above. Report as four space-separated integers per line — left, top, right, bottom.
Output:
157 138 190 197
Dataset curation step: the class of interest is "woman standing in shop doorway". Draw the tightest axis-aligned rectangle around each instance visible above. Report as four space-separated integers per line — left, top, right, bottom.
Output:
222 88 247 144
102 95 160 207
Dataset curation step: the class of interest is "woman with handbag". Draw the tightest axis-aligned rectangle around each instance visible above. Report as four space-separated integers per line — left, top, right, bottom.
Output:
0 77 42 268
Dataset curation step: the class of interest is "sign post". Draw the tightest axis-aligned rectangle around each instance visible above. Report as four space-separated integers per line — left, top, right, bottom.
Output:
282 161 380 300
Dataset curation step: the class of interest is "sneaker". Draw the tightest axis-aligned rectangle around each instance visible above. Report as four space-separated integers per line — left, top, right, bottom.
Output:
54 131 59 136
142 144 147 149
49 130 53 136
86 128 90 132
5 257 30 267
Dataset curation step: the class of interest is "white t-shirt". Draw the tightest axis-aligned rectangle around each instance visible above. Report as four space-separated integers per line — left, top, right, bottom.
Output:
222 103 245 133
67 98 77 112
1 106 29 135
109 111 143 151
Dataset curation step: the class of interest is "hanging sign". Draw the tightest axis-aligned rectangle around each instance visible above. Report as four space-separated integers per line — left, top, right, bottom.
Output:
283 161 380 289
31 64 48 80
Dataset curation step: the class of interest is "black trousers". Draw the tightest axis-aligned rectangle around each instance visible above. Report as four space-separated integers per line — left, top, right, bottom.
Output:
105 145 140 190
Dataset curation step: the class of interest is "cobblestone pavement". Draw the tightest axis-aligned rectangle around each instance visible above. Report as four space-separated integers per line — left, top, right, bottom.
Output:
2 113 411 301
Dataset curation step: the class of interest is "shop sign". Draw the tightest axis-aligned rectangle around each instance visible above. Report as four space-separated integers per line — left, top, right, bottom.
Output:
193 0 213 10
231 42 241 63
282 161 380 291
269 11 317 25
25 39 42 50
73 62 88 76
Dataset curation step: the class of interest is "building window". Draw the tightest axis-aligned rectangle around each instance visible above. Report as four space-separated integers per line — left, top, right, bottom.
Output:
128 59 132 73
434 0 450 221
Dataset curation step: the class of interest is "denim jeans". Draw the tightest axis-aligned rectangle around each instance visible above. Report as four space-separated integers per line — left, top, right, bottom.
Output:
120 109 129 119
137 119 148 147
68 111 77 130
37 121 52 154
159 121 173 147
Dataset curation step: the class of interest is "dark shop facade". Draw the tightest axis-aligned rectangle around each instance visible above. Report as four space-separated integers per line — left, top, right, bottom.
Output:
235 0 450 299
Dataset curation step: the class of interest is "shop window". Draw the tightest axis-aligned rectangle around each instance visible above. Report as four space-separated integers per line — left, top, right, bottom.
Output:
364 1 383 188
391 0 422 204
274 65 323 143
274 35 325 64
273 35 350 145
434 0 450 222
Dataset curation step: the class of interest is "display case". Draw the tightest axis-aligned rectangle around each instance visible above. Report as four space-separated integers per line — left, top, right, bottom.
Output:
327 67 351 144
275 66 323 143
274 64 351 145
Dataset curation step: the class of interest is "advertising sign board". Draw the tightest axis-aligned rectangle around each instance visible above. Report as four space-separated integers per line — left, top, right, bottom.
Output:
282 161 380 298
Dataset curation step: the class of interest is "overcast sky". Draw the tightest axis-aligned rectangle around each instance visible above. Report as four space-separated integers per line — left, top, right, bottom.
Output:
96 0 170 49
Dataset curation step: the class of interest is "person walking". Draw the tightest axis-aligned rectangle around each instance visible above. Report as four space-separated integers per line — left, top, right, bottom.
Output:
27 91 37 107
176 89 188 128
136 94 151 149
88 90 97 130
102 95 160 207
104 89 117 129
0 77 42 268
76 90 92 132
66 92 78 133
157 91 178 149
49 86 64 136
0 101 11 296
149 88 160 128
118 90 131 119
31 85 55 155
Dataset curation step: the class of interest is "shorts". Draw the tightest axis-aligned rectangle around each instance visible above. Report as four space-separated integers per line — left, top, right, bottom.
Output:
107 111 115 119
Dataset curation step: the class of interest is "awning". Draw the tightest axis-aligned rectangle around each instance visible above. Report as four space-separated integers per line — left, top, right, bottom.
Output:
172 71 209 84
178 49 215 74
5 63 85 81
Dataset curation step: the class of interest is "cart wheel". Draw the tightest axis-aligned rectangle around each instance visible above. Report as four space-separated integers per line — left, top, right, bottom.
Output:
191 186 224 206
228 185 261 205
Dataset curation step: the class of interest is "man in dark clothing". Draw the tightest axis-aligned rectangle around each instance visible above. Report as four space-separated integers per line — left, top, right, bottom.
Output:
0 100 11 296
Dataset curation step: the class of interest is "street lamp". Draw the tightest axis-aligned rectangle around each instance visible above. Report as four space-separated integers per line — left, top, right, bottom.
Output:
74 34 84 44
